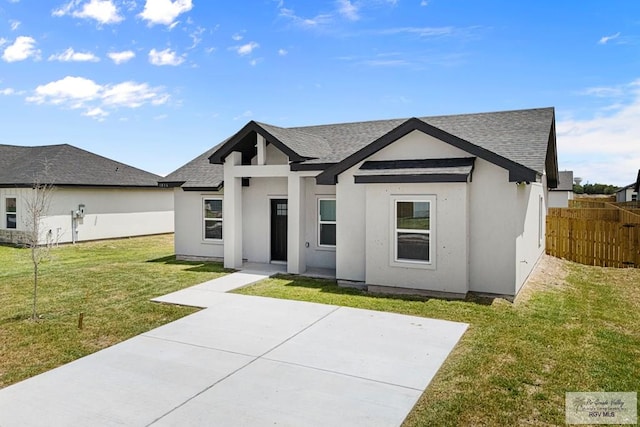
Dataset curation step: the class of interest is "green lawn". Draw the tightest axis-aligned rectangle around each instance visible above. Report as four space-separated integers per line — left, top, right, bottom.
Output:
2 236 638 425
0 234 228 388
235 260 640 426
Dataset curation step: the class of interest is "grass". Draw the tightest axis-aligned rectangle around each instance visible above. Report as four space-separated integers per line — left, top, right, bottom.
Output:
1 236 637 424
0 234 229 388
235 262 640 426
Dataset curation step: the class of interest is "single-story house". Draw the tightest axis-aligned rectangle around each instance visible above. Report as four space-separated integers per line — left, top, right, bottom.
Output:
615 182 638 202
548 170 574 208
0 144 174 245
161 107 558 298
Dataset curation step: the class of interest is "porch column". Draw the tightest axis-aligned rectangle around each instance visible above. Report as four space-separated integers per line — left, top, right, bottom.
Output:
256 134 266 165
287 174 306 274
223 151 243 269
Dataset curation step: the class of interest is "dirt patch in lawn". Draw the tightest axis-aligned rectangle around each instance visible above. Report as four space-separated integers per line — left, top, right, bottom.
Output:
515 254 569 305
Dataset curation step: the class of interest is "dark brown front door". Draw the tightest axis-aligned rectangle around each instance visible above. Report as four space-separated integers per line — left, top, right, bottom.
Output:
270 199 288 262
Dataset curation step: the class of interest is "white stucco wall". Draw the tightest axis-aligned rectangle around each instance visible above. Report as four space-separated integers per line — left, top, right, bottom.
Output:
1 187 173 244
335 167 367 282
514 182 546 293
242 177 288 263
364 182 469 294
467 160 518 295
548 190 571 208
335 129 545 296
304 180 337 269
174 188 224 259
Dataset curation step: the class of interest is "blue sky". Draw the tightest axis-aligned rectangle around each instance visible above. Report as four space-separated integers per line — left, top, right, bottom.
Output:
1 0 639 186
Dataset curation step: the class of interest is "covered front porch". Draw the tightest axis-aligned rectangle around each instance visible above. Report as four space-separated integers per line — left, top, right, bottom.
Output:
221 146 336 276
241 262 336 279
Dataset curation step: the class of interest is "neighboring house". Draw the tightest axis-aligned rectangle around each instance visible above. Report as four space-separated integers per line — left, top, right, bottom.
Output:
548 170 574 208
636 169 640 193
0 144 174 245
615 182 638 202
161 107 558 298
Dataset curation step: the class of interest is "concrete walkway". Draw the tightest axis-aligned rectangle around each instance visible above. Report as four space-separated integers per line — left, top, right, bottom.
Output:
0 268 468 427
151 269 279 307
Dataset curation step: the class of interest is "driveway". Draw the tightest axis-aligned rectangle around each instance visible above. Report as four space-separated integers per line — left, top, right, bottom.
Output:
0 278 467 426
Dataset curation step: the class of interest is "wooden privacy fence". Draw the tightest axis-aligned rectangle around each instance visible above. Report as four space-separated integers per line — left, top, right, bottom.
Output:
546 204 640 268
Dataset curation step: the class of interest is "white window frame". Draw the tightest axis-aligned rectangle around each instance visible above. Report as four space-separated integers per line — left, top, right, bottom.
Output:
392 197 434 267
5 197 17 230
317 198 336 248
202 197 223 242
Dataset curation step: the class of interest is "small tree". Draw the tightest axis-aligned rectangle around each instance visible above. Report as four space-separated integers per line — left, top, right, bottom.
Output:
24 178 55 320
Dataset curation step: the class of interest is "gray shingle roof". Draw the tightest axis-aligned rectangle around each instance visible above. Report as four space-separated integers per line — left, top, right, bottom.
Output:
552 171 574 191
160 143 224 189
167 107 556 188
0 144 161 187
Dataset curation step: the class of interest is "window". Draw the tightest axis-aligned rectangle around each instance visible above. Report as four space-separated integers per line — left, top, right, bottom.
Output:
203 199 222 240
395 200 430 263
318 199 336 246
6 198 16 229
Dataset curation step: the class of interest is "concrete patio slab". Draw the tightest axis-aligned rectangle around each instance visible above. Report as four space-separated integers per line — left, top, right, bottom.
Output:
0 335 255 427
144 293 338 357
0 281 468 426
154 358 422 427
264 306 468 390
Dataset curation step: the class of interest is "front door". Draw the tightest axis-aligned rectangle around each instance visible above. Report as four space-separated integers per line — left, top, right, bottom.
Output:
270 199 288 262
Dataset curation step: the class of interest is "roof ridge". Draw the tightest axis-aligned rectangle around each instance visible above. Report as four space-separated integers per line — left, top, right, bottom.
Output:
282 106 554 131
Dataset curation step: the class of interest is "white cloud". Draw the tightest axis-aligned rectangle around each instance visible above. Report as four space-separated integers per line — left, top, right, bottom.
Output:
101 81 169 107
49 47 100 62
108 50 135 64
83 107 109 120
231 32 243 41
337 0 359 21
26 76 170 119
233 41 259 56
598 32 620 45
0 88 16 95
27 76 102 106
0 38 7 47
420 0 429 5
54 0 124 24
278 48 288 56
139 0 193 26
9 20 21 31
188 26 205 49
556 79 640 185
279 8 332 28
148 48 184 65
2 36 40 62
379 26 455 37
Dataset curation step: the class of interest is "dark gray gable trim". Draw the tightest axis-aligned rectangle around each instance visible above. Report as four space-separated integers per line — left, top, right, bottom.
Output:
545 118 559 188
316 118 539 185
635 169 640 193
290 162 336 171
360 157 475 170
159 181 185 188
182 186 223 192
355 174 469 184
209 121 308 164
